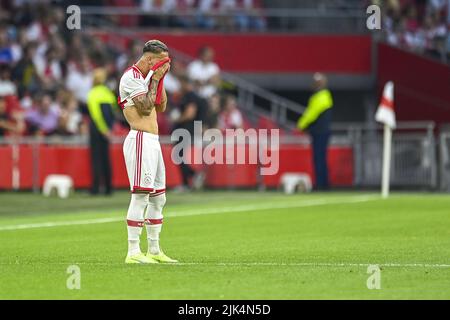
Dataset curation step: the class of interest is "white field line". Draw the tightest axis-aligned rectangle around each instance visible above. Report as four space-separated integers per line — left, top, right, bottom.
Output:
3 261 449 268
0 195 377 232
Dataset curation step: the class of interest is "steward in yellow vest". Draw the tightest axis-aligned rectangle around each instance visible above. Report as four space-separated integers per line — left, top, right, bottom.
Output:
297 73 333 190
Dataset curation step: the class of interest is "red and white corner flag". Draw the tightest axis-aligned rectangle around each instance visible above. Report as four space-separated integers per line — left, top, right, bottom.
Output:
375 81 396 129
376 81 395 198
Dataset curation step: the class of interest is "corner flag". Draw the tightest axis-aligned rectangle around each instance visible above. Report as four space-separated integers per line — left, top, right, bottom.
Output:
376 81 396 199
375 81 396 129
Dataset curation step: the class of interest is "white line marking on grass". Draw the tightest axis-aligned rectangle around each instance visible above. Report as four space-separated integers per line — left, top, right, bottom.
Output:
168 195 377 218
0 217 123 231
168 262 450 268
0 195 377 231
3 261 449 268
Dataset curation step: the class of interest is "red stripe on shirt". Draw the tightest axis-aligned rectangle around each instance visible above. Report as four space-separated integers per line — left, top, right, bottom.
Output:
132 65 144 78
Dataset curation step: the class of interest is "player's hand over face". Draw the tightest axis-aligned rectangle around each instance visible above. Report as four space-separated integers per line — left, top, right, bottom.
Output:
152 61 170 81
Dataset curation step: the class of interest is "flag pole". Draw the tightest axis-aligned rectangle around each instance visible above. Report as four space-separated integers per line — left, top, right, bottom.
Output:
381 123 392 198
376 81 395 199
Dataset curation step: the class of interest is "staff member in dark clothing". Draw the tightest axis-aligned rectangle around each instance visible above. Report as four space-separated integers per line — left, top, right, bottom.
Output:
87 68 117 195
173 75 208 191
297 73 333 190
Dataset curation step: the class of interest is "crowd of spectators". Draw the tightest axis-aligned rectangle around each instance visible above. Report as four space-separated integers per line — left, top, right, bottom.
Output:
2 1 446 139
0 2 245 138
74 0 267 31
138 0 267 31
373 0 449 62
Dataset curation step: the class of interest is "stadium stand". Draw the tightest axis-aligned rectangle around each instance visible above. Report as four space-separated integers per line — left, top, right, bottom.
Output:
0 1 448 191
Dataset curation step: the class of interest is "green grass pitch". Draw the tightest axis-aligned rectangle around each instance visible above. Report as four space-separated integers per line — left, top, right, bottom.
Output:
0 190 449 299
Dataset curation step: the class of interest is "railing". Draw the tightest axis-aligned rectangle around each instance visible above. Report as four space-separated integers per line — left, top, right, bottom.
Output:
80 5 368 33
0 122 441 191
345 121 437 188
439 130 450 191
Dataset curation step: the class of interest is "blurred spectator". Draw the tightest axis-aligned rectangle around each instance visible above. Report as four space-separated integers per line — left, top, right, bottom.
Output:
66 55 93 111
0 27 14 64
86 68 117 196
196 0 217 29
0 66 17 96
0 96 24 136
172 75 208 190
0 97 10 135
141 0 178 14
35 46 64 91
237 0 266 31
116 40 142 72
205 92 221 129
174 75 208 134
58 92 83 135
380 0 449 62
187 46 221 98
67 33 84 62
218 94 243 130
24 93 59 135
219 0 266 31
12 43 40 95
140 0 193 27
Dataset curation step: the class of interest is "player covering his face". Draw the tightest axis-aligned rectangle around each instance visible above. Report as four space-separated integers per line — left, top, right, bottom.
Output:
119 39 177 264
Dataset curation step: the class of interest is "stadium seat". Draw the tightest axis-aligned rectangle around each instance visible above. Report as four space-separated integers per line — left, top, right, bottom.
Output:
42 175 74 199
280 172 312 194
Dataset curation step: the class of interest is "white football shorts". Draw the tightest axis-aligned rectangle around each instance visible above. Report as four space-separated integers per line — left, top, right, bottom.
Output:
123 130 166 195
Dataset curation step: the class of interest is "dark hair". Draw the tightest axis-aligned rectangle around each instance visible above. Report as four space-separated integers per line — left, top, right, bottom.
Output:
143 40 169 54
198 46 211 57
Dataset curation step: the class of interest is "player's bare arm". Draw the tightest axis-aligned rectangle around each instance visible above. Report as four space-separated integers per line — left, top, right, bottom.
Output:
120 42 170 135
155 88 167 113
132 62 169 117
132 93 153 117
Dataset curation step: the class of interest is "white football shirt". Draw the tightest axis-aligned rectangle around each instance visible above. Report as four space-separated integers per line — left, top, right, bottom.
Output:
118 65 148 109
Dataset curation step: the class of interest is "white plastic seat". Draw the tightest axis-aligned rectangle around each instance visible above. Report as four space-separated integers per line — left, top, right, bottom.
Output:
43 174 74 198
280 173 312 194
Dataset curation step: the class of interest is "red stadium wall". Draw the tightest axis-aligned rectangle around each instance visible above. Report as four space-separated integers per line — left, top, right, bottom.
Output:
0 144 353 190
93 31 372 74
0 147 13 189
377 43 450 124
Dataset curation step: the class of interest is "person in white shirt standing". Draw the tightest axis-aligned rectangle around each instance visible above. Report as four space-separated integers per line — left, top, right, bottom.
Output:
118 39 178 264
187 46 221 98
65 56 93 108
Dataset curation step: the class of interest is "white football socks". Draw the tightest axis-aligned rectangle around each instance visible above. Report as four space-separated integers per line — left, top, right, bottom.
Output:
145 193 166 255
126 193 149 256
147 226 162 255
128 240 141 256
